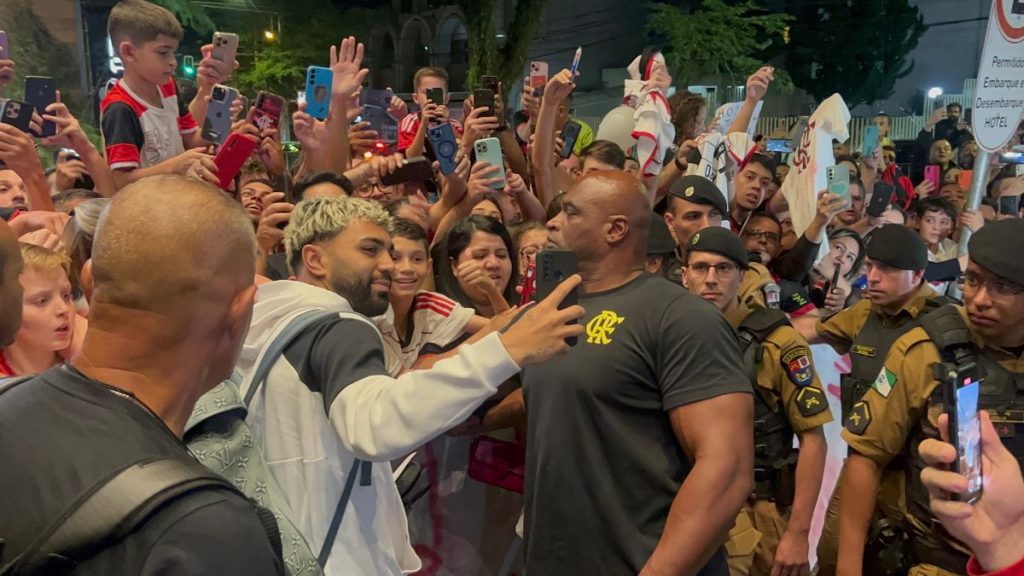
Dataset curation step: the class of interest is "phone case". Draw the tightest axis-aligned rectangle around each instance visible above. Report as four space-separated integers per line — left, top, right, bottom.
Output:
211 32 239 65
0 31 9 59
250 91 284 131
24 76 56 138
381 157 434 186
361 106 398 143
560 121 582 158
202 85 237 145
862 125 879 157
304 66 333 121
473 89 495 118
481 75 499 92
359 88 393 111
0 100 34 132
426 87 444 107
943 367 983 504
826 165 850 205
474 137 506 190
535 249 578 345
866 182 893 217
529 62 549 89
428 123 459 175
213 133 258 190
924 165 941 191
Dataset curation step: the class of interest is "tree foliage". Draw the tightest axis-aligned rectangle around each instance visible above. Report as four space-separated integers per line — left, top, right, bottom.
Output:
150 0 216 37
0 0 81 107
785 0 926 108
456 0 547 97
648 0 793 90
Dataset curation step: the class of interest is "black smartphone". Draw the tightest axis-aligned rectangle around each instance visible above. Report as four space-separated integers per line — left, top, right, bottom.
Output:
381 157 434 186
360 87 393 111
560 120 582 159
0 100 35 133
535 249 579 346
473 89 496 119
481 75 499 93
866 182 894 218
24 76 56 138
426 87 444 107
999 194 1020 216
943 363 983 504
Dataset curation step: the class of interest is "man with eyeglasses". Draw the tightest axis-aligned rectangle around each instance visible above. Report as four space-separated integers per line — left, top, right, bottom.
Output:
682 226 831 576
835 219 1024 576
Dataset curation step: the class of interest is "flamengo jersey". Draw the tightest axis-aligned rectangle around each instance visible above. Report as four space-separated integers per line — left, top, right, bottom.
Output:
100 79 198 170
398 114 463 153
374 291 475 377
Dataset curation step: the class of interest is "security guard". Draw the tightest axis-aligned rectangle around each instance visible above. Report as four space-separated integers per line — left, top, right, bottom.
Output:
808 225 946 575
663 175 729 285
835 219 1024 576
683 227 832 576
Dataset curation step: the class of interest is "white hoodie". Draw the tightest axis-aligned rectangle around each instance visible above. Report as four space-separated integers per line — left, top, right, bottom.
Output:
238 281 521 575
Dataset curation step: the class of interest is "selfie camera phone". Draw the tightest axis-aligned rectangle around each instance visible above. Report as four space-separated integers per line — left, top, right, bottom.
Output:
427 123 459 175
924 165 941 193
560 120 582 159
0 100 35 133
862 125 880 157
528 61 549 97
474 137 506 190
359 87 394 111
211 32 239 66
304 66 333 121
426 87 445 107
766 139 793 154
473 89 496 119
943 365 983 504
381 157 434 187
202 84 238 145
250 91 284 132
213 133 258 190
826 165 851 208
24 76 56 138
481 75 499 93
866 182 894 218
535 249 578 346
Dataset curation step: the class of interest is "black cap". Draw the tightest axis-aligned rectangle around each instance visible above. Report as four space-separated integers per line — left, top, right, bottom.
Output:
647 213 676 255
969 219 1024 287
669 175 727 217
687 226 749 269
864 224 928 271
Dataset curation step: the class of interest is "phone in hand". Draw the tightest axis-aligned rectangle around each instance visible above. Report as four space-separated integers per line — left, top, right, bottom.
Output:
474 137 506 190
381 157 434 186
826 165 851 208
924 164 941 193
518 262 536 306
426 87 445 107
428 123 459 175
0 31 9 60
766 138 793 154
862 125 880 157
535 249 579 346
213 132 258 190
0 100 34 133
481 75 499 93
560 120 582 159
24 76 56 138
304 66 333 121
473 89 496 119
999 194 1020 216
866 182 894 218
943 364 983 504
202 84 238 145
528 61 548 97
211 32 239 66
359 87 393 111
250 91 284 131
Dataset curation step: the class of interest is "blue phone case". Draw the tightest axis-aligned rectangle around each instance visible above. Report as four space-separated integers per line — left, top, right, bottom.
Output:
827 165 850 206
305 66 333 121
428 123 459 175
862 125 879 157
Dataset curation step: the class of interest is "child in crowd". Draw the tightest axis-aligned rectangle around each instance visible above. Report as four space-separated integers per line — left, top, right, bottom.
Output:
399 67 464 157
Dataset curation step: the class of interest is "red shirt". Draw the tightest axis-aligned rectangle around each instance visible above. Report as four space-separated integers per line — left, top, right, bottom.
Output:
969 554 1024 576
398 113 463 153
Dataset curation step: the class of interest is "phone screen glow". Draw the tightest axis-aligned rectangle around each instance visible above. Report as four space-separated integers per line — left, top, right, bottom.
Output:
956 379 983 501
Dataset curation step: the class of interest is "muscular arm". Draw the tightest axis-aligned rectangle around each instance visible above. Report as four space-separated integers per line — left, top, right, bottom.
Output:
836 452 880 576
640 393 754 576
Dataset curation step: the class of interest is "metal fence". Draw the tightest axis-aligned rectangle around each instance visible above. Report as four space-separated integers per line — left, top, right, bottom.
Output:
754 115 928 151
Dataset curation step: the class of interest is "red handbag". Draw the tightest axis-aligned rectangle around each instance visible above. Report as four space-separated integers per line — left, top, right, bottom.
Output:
467 435 525 493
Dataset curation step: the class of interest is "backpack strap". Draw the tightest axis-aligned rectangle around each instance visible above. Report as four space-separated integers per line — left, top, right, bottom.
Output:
1 459 248 575
243 309 341 406
917 304 976 366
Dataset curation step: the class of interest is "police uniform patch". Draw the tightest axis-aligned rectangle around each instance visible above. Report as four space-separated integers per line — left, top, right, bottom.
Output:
796 386 828 417
782 346 814 386
872 367 897 398
845 401 872 435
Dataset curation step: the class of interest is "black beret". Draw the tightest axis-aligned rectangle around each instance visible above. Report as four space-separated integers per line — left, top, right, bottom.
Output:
687 226 749 269
646 213 676 255
669 175 728 217
969 219 1024 287
864 224 928 271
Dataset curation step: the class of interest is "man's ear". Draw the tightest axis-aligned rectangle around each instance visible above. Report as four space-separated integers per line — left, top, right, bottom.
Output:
228 283 257 341
605 215 629 244
680 268 689 289
81 259 94 303
301 244 329 280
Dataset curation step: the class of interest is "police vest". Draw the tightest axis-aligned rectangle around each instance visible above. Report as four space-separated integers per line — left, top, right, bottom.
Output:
840 295 952 420
736 308 798 505
904 305 1024 549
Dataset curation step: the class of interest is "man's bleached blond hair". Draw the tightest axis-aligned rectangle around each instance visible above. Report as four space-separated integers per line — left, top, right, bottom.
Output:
285 196 392 275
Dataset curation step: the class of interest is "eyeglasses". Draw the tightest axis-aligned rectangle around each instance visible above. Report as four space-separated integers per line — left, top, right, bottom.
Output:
957 273 1024 298
688 262 739 279
355 181 387 198
741 230 780 243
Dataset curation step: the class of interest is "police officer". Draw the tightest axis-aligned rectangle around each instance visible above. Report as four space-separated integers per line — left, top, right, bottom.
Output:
804 225 943 574
663 175 729 284
835 219 1024 576
683 226 832 576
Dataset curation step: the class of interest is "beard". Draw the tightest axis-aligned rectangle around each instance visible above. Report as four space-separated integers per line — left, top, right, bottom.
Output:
327 268 391 317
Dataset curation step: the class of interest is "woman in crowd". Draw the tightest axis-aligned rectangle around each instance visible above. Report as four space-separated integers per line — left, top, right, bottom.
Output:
64 197 108 316
807 228 865 316
437 215 518 319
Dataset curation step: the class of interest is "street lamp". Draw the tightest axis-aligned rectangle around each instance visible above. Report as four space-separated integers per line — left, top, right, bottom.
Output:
264 30 276 42
927 86 943 99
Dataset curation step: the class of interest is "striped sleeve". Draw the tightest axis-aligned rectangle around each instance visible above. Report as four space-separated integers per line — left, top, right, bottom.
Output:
100 102 144 171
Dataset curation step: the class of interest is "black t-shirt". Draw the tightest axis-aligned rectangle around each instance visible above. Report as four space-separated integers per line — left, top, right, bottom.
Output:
0 367 284 575
521 273 750 576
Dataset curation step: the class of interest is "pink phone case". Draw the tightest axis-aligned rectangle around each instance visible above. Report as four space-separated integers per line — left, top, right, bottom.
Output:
924 165 940 193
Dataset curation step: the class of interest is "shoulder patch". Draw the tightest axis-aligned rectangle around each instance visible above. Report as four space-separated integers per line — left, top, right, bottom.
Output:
782 346 815 387
796 386 828 417
872 367 897 398
845 401 872 435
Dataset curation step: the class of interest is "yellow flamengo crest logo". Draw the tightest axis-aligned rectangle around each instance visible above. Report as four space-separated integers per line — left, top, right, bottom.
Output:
586 310 625 345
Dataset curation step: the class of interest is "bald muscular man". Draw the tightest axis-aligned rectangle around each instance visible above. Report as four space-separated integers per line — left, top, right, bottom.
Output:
528 171 753 576
0 175 284 574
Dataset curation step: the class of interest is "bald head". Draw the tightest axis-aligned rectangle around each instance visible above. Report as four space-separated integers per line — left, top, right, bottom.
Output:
0 219 24 346
90 175 256 319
